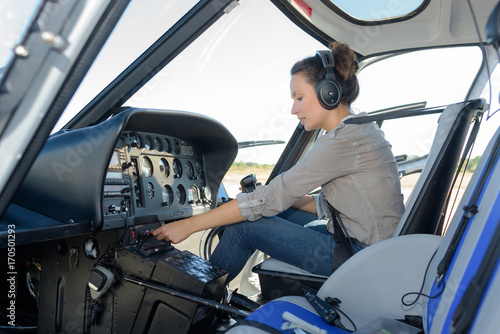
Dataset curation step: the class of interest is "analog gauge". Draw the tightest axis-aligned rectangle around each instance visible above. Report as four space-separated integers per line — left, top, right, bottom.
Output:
154 137 163 152
141 156 153 177
159 158 170 178
135 134 144 149
176 184 186 205
162 185 173 206
144 136 153 150
195 162 203 178
185 161 194 180
164 138 171 153
202 186 212 203
187 185 199 204
146 182 155 199
172 139 181 155
173 158 182 178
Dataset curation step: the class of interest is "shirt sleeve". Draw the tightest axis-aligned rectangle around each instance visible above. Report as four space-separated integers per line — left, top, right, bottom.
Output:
314 191 330 220
236 132 358 221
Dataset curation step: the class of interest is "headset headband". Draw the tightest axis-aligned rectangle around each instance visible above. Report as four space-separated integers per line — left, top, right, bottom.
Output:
316 50 337 81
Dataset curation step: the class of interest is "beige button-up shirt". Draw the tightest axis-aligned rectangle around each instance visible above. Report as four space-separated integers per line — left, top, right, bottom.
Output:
236 114 405 245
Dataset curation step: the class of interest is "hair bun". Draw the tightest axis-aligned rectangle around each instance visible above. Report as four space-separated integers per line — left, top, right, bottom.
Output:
329 41 359 81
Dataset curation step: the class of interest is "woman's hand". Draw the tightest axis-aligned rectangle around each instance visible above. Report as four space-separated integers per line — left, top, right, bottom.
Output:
153 219 194 244
152 199 244 244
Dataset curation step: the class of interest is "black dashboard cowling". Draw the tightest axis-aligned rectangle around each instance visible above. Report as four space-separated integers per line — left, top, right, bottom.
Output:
13 108 238 232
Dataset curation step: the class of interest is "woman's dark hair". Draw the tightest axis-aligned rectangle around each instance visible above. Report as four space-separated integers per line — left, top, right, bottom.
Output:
290 41 360 106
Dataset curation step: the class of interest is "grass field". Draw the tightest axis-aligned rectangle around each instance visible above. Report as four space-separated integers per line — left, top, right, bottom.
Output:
221 165 274 198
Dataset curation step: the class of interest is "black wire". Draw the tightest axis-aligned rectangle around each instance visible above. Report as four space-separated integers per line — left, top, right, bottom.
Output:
444 139 475 232
466 0 494 119
321 296 357 332
401 248 445 307
333 305 357 332
97 225 129 267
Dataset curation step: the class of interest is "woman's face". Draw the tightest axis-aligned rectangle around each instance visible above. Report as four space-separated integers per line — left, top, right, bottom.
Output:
290 72 330 131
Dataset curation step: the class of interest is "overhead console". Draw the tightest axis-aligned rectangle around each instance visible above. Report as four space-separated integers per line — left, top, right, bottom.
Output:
8 108 238 246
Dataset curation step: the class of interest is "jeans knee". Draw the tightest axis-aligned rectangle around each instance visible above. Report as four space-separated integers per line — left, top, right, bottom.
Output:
221 221 256 248
223 221 247 238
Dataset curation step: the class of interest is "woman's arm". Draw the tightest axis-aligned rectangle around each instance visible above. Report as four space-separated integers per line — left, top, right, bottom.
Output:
292 194 316 214
152 199 244 244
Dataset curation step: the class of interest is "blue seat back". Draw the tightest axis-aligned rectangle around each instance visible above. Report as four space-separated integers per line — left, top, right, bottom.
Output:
421 125 500 333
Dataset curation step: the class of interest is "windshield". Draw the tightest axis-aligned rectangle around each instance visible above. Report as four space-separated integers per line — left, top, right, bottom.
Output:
0 0 40 68
323 0 427 22
52 0 201 130
53 0 491 199
125 0 324 164
54 0 325 197
57 0 324 161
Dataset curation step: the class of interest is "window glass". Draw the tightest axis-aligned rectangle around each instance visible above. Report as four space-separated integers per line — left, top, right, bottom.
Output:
125 0 324 197
353 47 482 113
352 47 482 211
437 62 500 231
476 63 500 158
438 65 500 234
0 0 40 68
323 0 425 22
353 47 482 177
54 0 201 130
382 112 440 204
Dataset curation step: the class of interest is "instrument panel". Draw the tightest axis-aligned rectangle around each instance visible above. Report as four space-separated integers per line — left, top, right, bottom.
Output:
10 108 238 244
103 131 212 226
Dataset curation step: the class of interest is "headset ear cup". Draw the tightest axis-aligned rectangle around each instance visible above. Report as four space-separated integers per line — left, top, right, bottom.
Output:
317 77 342 109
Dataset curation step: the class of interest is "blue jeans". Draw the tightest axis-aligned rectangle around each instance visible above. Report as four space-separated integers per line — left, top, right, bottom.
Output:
209 208 355 282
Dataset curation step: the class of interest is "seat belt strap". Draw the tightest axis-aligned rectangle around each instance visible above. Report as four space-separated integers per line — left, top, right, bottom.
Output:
329 204 356 272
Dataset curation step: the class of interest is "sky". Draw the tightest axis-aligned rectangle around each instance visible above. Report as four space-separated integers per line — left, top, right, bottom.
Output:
331 0 424 21
1 0 499 164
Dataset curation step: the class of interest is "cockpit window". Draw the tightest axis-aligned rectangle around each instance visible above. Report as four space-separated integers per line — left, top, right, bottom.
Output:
55 0 201 129
0 0 40 68
353 47 482 112
123 0 325 196
319 0 429 23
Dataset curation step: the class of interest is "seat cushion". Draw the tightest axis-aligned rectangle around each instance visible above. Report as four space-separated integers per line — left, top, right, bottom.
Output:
226 298 350 334
317 234 442 329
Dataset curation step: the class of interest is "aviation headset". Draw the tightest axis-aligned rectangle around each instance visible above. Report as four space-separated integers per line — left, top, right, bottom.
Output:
316 50 342 109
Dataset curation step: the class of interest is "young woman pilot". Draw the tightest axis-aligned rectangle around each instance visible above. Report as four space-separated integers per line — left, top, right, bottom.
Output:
153 42 405 282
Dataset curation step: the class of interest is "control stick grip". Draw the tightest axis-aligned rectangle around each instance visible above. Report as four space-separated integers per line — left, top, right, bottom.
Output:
240 174 258 193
